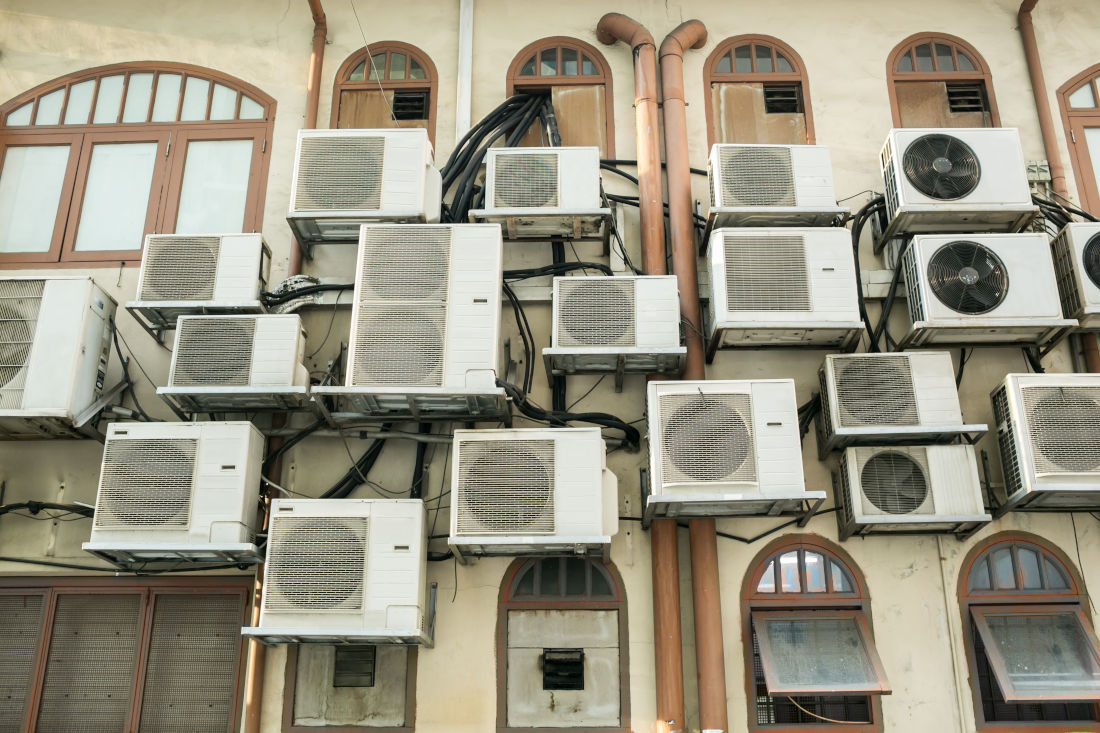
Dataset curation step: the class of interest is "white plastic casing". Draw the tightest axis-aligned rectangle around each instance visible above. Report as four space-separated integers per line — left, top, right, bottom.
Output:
484 147 603 211
1051 222 1100 329
135 233 266 303
167 315 309 388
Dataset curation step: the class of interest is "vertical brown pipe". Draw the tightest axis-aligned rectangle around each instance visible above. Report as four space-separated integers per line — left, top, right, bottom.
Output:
597 14 683 733
288 0 328 278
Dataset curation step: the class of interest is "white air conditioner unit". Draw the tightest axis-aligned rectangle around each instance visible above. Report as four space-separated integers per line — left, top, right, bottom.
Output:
157 314 309 413
313 224 507 422
878 128 1037 246
542 275 685 382
900 233 1076 347
1051 222 1100 329
287 129 442 248
836 444 990 539
125 233 268 334
0 277 117 440
82 421 264 566
817 352 987 457
991 373 1100 513
470 147 611 239
448 428 617 561
706 143 847 236
645 380 824 521
242 499 429 645
706 228 863 355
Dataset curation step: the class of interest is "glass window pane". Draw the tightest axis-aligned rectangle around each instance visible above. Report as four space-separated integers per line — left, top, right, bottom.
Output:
1069 83 1097 109
581 55 599 76
776 52 793 73
935 43 956 72
92 75 124 124
831 561 853 593
992 548 1016 589
63 80 95 125
957 51 976 72
514 565 535 596
368 54 384 81
591 567 612 597
6 102 32 126
1019 548 1043 589
779 551 800 593
389 53 407 80
562 48 578 76
755 45 774 73
755 615 883 694
915 43 934 72
174 138 253 234
349 60 366 82
409 59 426 80
0 145 71 253
1086 128 1100 204
977 612 1100 700
539 558 560 596
540 48 557 76
122 73 154 123
74 141 157 251
519 56 536 76
238 95 264 120
151 73 182 122
969 558 992 591
565 559 586 595
805 552 826 593
209 84 237 120
757 561 776 593
897 52 914 72
715 53 731 74
1045 558 1070 590
734 45 752 73
180 77 210 121
35 90 65 126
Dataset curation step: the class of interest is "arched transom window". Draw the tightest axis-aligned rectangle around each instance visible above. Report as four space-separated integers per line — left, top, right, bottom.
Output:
1058 64 1100 215
887 33 998 128
331 42 438 142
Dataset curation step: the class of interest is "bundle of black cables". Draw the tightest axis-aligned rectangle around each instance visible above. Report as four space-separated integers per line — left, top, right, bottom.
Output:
848 195 888 352
497 379 640 451
1032 192 1099 236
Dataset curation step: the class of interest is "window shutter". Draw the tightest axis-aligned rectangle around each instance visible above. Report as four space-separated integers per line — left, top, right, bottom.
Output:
0 593 45 730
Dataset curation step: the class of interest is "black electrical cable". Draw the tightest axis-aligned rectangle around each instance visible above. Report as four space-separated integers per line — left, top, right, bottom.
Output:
498 379 640 450
504 261 614 279
410 423 431 499
321 433 388 499
263 419 324 472
604 193 707 230
1033 194 1098 223
871 238 908 351
261 283 353 306
849 196 887 352
109 317 156 422
956 348 972 387
600 158 709 177
502 281 536 394
619 508 839 544
0 556 249 574
1023 346 1045 373
550 239 568 413
600 162 639 185
0 501 94 519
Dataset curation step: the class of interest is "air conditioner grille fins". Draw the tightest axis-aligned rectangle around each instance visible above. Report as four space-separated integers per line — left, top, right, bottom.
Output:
265 516 369 612
0 279 44 410
353 307 445 386
138 237 220 301
834 356 919 427
295 136 384 211
1085 234 1100 289
1022 386 1100 474
724 235 810 312
718 146 795 206
659 393 755 483
901 133 981 200
360 227 451 300
558 279 636 346
860 451 930 514
493 153 559 208
171 318 255 387
95 439 197 528
456 440 555 534
992 385 1024 499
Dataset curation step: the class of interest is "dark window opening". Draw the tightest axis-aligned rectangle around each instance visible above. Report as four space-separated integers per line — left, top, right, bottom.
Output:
763 85 803 114
333 645 377 688
542 648 585 691
947 84 989 114
392 91 430 121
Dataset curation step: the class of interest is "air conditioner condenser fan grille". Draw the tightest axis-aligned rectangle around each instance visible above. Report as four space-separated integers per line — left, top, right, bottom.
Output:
352 307 445 387
1084 234 1100 289
0 279 44 410
659 393 755 484
833 356 919 427
718 146 796 206
171 318 256 387
95 439 197 528
724 235 810 312
295 137 384 211
265 516 368 611
901 133 981 200
927 241 1008 315
359 227 451 300
138 237 220 301
456 440 555 534
1022 386 1100 474
558 279 636 347
859 451 929 515
493 153 559 208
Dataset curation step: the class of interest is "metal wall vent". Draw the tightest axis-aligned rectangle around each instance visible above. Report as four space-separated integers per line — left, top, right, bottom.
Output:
718 146 795 206
265 516 369 611
724 235 810 311
860 451 929 514
493 153 559 208
172 318 255 387
456 440 555 534
138 237 220 300
660 393 755 483
1022 386 1100 474
360 227 451 300
295 136 384 211
0 279 44 410
95 439 197 528
558 279 636 347
834 356 919 427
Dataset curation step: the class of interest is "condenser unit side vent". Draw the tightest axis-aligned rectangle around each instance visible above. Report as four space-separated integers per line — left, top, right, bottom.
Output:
264 516 369 612
1051 229 1083 317
718 146 795 206
295 136 384 211
94 439 197 529
724 235 810 312
557 279 636 347
882 147 900 218
0 279 44 410
1021 386 1100 474
834 356 919 428
493 153 559 208
659 393 756 484
456 440 556 534
171 317 256 387
138 237 220 301
992 384 1024 498
903 242 925 322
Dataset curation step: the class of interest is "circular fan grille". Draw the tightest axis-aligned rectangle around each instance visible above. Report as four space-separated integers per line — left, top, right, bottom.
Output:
356 314 442 385
1030 389 1100 472
902 133 981 200
860 452 929 514
663 398 751 481
496 156 557 207
722 148 795 206
361 237 448 299
173 319 254 386
465 448 552 529
141 241 219 300
927 241 1008 314
0 301 33 387
560 280 632 345
99 443 194 526
273 519 365 610
1084 233 1100 290
834 358 916 426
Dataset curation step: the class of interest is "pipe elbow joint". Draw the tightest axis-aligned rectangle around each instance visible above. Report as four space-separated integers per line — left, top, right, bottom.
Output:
659 20 707 59
597 13 654 49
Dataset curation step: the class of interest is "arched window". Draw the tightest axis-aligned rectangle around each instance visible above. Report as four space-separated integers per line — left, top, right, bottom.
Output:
506 37 615 156
497 557 629 731
331 42 438 143
704 35 815 147
742 537 889 730
960 535 1100 729
0 62 274 266
1058 64 1100 215
887 33 999 128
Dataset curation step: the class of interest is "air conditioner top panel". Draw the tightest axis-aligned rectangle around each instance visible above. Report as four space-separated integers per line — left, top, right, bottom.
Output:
104 420 264 441
709 143 838 209
487 146 600 155
296 127 433 159
453 427 603 442
268 497 425 518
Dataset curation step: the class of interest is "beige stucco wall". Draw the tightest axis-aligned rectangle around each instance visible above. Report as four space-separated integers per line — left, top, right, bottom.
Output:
1 1 1099 732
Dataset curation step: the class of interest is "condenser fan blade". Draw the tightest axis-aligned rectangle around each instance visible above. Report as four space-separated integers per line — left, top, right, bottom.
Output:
927 241 1008 315
902 133 981 200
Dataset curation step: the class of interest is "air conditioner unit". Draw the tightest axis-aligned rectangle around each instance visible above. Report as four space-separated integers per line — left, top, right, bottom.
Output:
82 421 264 566
312 224 507 422
287 129 442 248
645 380 824 521
448 428 617 561
878 128 1038 247
157 314 309 414
706 228 863 356
817 352 987 457
900 233 1076 347
125 233 268 334
542 275 685 382
242 499 430 645
991 373 1100 513
705 143 847 238
0 277 116 439
1051 222 1100 329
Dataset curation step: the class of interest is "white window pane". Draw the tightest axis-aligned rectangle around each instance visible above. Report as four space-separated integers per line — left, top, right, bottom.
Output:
0 145 71 253
35 90 64 125
238 95 264 120
92 75 124 124
122 73 154 123
74 142 157 251
6 103 32 126
756 616 881 694
1069 83 1097 109
174 139 253 233
180 78 210 121
1086 128 1100 202
210 84 237 120
63 80 95 125
151 73 181 122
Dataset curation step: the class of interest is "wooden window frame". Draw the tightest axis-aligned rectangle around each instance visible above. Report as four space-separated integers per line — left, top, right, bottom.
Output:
959 532 1100 732
0 575 251 733
505 36 616 156
1057 64 1100 216
330 42 438 143
496 558 630 733
0 61 275 268
886 33 1000 128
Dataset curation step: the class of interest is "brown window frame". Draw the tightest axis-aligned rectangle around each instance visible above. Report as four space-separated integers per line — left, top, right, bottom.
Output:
1057 64 1100 216
0 575 251 732
959 533 1100 731
886 33 1000 128
742 536 885 732
505 36 616 157
496 557 630 733
0 61 275 268
330 42 438 144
